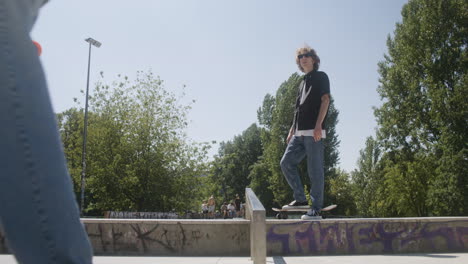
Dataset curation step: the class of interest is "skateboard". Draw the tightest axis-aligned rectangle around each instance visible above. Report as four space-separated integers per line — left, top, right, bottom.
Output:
272 204 337 219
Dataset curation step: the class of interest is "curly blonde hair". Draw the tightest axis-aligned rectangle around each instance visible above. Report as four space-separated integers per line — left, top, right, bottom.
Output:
295 45 320 72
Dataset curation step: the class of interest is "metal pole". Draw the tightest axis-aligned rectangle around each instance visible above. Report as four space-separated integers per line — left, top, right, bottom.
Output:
80 42 92 216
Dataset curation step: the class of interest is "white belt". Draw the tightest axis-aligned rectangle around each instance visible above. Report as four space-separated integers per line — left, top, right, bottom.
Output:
295 129 326 138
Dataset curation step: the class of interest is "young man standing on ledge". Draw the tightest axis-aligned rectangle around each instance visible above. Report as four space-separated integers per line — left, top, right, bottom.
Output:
280 45 330 220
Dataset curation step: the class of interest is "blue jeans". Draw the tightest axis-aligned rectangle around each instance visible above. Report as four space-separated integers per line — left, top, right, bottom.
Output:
280 136 324 210
0 1 93 263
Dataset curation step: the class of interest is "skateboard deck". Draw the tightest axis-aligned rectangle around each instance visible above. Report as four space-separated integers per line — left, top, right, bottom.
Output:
273 204 337 212
272 204 337 219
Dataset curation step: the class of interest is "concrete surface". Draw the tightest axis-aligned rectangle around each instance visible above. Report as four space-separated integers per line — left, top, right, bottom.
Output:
245 188 266 264
83 218 251 256
1 217 467 257
1 187 466 259
1 253 468 263
266 217 468 255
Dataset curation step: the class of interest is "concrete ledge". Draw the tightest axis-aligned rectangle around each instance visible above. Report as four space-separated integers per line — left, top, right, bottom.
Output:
245 188 266 264
84 219 250 256
1 216 467 256
267 216 468 224
83 218 250 225
267 217 468 255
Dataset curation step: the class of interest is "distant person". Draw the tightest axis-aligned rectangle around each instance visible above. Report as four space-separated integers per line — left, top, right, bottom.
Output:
0 0 94 263
227 201 236 218
279 45 330 220
201 200 208 218
207 195 216 219
234 194 241 217
221 202 228 219
239 203 245 218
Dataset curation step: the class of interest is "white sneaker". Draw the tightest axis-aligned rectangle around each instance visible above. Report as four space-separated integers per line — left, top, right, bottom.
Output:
301 208 322 220
282 200 309 209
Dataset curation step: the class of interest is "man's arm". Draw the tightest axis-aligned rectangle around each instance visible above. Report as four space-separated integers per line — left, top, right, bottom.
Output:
286 125 295 144
313 93 330 141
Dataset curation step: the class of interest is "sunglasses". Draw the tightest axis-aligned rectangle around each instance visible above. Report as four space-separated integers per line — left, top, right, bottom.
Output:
297 53 312 59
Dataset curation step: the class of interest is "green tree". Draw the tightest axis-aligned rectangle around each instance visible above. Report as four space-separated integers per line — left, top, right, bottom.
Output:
57 108 86 199
248 156 275 211
329 169 356 216
249 93 277 210
257 93 275 129
262 74 302 206
57 71 210 215
351 136 382 217
322 96 341 207
208 123 263 203
375 0 467 215
379 153 435 216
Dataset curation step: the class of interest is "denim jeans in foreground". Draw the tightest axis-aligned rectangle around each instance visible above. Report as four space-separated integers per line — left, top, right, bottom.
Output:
0 0 93 263
280 136 324 210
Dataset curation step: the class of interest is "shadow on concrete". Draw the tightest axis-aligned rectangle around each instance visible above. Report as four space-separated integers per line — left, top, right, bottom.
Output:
270 256 287 264
393 254 458 259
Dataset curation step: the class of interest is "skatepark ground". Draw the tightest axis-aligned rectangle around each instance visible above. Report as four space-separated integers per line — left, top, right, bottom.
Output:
1 253 468 264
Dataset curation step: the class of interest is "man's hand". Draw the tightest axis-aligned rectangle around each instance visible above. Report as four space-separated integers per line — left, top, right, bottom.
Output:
286 126 295 144
313 125 322 142
313 94 330 142
286 131 294 144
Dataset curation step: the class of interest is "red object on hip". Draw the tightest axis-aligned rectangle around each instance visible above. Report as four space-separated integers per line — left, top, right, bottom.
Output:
33 40 42 56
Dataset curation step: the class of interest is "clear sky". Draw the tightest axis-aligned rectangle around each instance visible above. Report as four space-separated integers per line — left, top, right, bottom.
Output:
32 0 408 173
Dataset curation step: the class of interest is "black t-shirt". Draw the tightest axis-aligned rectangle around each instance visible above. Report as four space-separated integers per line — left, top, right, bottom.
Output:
292 70 330 130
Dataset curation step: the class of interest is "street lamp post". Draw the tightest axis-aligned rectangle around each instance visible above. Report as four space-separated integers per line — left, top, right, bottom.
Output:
80 37 101 216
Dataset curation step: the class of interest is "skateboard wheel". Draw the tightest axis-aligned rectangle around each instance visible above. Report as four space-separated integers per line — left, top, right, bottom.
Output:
276 212 288 219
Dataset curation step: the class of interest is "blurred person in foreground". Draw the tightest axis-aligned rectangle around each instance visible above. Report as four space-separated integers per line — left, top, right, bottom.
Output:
0 0 93 263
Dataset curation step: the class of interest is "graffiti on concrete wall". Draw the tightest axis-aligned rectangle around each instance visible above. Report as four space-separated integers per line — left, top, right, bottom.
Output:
86 222 187 254
104 211 179 219
85 222 249 256
267 220 468 255
0 221 249 256
2 219 467 255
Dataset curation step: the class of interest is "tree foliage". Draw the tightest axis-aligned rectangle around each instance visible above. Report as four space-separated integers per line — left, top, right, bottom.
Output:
57 71 210 215
207 123 263 204
351 137 383 217
354 0 468 216
329 169 356 216
262 74 303 206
